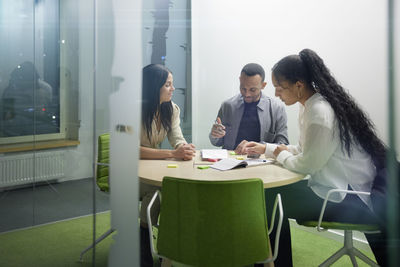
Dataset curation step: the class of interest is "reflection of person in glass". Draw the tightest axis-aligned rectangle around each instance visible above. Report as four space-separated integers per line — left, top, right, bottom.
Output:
0 61 55 137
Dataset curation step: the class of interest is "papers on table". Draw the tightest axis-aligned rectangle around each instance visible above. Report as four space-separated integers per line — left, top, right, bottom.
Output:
201 149 228 160
210 158 273 171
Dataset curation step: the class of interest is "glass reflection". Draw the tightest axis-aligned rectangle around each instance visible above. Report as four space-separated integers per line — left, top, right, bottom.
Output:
0 0 98 265
0 0 60 139
1 61 57 137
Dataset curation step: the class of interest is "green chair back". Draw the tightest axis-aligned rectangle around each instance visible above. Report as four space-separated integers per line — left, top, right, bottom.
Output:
157 177 270 267
96 133 110 192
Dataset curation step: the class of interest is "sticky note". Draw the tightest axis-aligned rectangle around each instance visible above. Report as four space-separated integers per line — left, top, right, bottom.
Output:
197 166 210 170
167 164 178 168
229 151 237 155
236 156 244 160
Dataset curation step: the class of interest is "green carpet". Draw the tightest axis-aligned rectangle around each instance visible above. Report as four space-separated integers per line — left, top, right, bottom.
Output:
0 212 113 267
0 212 377 267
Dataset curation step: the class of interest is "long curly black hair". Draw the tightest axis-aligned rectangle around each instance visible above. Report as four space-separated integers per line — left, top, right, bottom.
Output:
272 49 386 169
142 64 173 140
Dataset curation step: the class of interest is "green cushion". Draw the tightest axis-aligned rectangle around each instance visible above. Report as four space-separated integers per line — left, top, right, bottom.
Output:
96 133 110 192
157 177 270 267
298 220 380 232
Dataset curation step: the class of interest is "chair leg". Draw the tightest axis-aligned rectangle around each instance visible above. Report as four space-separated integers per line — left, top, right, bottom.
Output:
352 247 379 267
348 253 359 267
319 246 347 267
79 228 115 261
319 230 378 267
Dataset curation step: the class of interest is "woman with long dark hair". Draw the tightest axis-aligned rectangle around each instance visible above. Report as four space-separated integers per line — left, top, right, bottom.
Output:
140 64 195 159
243 49 387 266
140 64 195 267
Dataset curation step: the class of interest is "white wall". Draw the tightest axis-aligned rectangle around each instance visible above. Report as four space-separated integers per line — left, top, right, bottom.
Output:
192 0 399 152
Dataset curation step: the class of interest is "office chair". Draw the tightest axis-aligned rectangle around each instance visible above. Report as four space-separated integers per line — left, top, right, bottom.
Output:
147 177 283 267
79 133 115 261
297 189 380 267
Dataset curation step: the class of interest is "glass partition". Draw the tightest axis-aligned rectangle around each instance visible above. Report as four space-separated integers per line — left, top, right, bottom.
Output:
0 1 36 235
387 0 399 265
0 0 397 266
0 0 99 266
0 1 59 141
142 0 192 148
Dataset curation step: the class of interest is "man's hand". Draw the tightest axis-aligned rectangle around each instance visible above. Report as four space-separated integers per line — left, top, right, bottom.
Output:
211 117 226 138
234 140 249 155
240 141 267 155
273 144 289 157
173 143 196 160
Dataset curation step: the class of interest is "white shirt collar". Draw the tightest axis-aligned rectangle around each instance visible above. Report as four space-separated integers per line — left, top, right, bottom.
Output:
304 92 321 108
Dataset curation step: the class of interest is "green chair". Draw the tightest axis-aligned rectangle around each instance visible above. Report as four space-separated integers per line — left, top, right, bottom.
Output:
79 133 114 261
96 133 111 192
147 177 283 267
297 189 380 267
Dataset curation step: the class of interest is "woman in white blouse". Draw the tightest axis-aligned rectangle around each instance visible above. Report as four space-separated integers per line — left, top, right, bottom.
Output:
140 64 195 267
242 49 387 267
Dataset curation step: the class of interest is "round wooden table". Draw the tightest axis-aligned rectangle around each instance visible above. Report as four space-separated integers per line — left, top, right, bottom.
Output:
139 151 305 188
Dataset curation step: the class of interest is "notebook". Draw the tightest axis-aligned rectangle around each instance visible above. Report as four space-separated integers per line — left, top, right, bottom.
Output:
210 158 273 171
201 149 228 160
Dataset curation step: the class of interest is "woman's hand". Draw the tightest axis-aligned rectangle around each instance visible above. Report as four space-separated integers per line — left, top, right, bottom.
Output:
240 141 266 155
273 144 289 157
234 140 249 155
173 143 196 160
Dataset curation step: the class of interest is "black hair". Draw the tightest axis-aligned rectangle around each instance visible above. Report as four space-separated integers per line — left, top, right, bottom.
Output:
241 63 265 82
142 64 173 140
272 49 386 169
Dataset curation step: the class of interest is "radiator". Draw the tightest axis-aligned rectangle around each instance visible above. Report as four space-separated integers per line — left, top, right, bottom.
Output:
0 151 65 187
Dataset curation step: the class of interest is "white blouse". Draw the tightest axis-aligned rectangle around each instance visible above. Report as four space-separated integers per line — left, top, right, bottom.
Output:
265 93 375 208
140 102 186 149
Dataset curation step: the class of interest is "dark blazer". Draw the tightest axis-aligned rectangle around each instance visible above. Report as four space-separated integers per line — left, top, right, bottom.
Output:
209 93 289 150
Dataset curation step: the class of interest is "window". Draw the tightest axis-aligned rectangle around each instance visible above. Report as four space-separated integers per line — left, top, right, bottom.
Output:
0 0 79 146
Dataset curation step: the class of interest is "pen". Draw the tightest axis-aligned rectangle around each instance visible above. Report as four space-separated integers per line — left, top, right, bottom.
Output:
214 119 224 133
